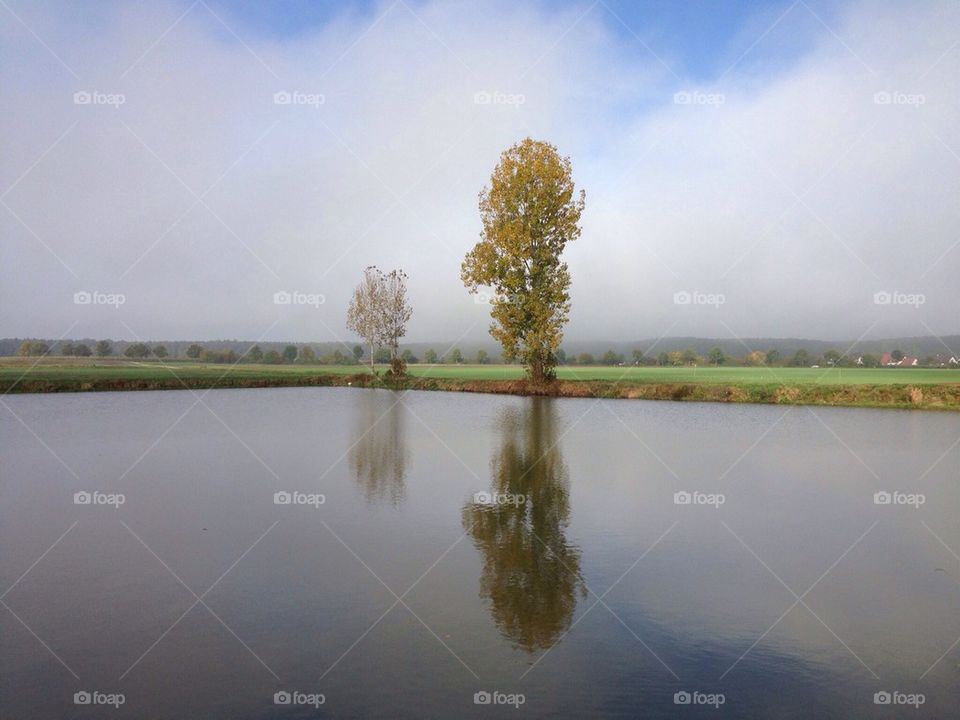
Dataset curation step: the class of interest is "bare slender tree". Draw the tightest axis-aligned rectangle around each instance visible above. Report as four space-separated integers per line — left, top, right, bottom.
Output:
347 266 385 374
347 266 413 376
380 269 413 368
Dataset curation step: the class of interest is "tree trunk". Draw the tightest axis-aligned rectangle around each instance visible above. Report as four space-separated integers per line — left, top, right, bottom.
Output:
369 342 375 375
530 354 545 385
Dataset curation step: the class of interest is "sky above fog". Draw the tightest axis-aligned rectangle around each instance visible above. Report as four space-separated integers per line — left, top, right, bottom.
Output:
1 0 957 345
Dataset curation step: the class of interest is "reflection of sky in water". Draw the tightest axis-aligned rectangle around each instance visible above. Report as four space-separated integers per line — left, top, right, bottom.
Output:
1 389 958 718
542 399 960 716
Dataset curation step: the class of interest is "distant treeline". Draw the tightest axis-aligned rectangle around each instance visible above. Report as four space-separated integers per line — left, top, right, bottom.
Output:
555 347 958 368
7 339 470 366
4 335 959 367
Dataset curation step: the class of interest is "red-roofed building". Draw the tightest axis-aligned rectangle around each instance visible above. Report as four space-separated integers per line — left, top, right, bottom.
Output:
879 352 918 367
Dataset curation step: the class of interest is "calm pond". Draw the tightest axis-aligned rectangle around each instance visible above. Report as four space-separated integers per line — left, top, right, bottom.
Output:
2 388 958 718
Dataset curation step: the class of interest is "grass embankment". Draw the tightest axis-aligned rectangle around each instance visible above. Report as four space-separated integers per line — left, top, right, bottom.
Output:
2 358 960 410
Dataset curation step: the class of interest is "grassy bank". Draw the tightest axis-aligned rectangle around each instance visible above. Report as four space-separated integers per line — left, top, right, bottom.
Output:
2 358 959 410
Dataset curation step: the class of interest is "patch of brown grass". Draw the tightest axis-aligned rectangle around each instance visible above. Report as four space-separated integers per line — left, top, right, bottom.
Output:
774 386 801 403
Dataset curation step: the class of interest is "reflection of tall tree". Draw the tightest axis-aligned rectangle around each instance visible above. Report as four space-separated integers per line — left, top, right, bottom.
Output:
463 398 585 652
349 392 409 506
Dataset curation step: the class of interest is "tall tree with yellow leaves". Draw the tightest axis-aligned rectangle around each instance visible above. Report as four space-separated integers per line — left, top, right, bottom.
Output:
462 139 585 383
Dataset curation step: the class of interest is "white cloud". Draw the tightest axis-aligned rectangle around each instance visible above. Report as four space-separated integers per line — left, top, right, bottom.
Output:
1 0 956 344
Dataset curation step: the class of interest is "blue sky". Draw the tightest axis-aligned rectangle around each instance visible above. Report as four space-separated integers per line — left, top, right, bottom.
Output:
204 0 834 79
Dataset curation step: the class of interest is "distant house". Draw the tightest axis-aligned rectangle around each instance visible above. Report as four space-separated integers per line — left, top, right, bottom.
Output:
879 352 918 367
930 354 960 367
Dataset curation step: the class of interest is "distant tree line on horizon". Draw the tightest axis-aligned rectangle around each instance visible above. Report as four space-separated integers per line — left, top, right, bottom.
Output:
552 346 955 368
13 338 956 369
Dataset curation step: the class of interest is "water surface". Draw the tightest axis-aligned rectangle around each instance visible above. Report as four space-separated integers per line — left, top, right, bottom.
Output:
2 388 958 718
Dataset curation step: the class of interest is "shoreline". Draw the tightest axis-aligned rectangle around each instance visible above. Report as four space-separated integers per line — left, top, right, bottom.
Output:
4 371 959 411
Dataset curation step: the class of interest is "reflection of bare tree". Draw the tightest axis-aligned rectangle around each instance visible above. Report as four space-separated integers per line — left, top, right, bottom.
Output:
349 391 409 506
462 398 585 652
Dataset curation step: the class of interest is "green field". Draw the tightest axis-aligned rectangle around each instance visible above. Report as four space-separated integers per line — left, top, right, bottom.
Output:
408 364 960 385
2 357 959 387
3 358 960 410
